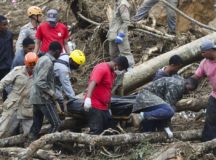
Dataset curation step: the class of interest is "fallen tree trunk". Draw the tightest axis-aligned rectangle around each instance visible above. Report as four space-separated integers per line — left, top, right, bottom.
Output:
151 138 216 160
176 95 208 112
18 129 201 159
0 134 25 147
0 147 58 160
122 32 216 94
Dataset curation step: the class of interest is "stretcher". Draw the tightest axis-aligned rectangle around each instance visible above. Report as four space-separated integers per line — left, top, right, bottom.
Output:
66 95 136 120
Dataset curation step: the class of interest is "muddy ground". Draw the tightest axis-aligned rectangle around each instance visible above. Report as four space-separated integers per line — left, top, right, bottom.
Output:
0 0 216 159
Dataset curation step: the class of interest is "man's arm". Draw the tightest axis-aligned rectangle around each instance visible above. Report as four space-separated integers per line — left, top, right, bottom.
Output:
86 80 97 98
33 39 42 54
191 74 200 80
58 69 75 99
0 69 17 93
15 28 27 51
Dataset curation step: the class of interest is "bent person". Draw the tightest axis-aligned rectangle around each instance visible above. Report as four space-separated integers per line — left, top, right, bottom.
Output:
0 52 38 138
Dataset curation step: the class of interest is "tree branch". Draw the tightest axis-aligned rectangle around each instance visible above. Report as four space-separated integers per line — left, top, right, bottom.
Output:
161 0 216 32
18 129 202 159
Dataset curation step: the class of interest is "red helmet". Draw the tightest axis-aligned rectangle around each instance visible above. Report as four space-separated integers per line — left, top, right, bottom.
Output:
24 52 38 67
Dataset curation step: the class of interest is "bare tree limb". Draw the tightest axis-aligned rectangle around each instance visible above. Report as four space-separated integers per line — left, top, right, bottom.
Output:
161 0 216 32
77 12 101 26
0 134 25 147
133 28 174 40
176 95 208 112
18 129 202 159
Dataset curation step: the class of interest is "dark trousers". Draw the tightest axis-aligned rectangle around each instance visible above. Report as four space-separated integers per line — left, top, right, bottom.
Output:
141 104 174 132
29 103 61 139
0 69 10 100
202 96 216 142
88 108 112 134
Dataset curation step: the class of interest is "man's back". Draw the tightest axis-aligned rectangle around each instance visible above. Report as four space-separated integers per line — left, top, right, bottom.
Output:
145 76 185 107
134 76 185 112
30 54 55 104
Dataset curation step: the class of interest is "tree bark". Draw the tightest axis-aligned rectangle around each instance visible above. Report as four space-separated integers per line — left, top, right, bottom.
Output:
122 32 216 94
0 134 25 147
18 129 201 159
176 95 208 112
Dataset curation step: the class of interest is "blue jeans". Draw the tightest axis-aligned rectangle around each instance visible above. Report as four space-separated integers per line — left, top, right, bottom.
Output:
132 0 178 33
202 96 216 142
140 103 174 132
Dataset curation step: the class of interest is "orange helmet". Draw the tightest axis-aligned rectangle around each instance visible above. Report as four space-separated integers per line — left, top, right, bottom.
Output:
24 52 38 67
27 6 42 17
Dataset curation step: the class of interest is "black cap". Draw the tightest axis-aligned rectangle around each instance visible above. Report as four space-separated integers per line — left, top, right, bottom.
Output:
113 56 129 71
0 15 7 23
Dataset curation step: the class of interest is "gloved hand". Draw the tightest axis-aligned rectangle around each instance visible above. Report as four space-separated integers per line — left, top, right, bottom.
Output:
84 97 92 112
115 32 125 44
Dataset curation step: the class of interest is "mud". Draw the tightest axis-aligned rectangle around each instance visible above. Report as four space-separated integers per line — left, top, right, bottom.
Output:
0 0 215 159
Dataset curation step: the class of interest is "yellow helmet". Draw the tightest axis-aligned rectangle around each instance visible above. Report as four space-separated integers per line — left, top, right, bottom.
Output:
69 50 86 65
27 6 42 17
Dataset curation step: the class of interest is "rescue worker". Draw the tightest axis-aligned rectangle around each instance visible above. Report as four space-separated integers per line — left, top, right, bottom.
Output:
107 0 135 67
192 39 216 142
11 37 35 69
131 0 183 34
54 49 86 112
16 6 42 51
0 52 38 138
34 9 70 56
84 56 129 134
131 76 197 138
28 41 62 141
153 55 184 81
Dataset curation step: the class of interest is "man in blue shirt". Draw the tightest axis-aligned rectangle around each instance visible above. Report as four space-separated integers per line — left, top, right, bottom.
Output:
153 55 184 81
54 50 86 112
0 15 14 100
11 37 35 69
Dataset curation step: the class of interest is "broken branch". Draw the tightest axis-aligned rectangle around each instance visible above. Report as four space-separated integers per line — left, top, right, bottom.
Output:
161 0 216 32
18 129 202 159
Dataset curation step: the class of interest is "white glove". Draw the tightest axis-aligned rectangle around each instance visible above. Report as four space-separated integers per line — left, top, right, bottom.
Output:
108 109 112 116
84 97 92 111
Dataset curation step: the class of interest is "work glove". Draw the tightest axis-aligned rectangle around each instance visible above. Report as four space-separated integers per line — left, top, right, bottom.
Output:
84 97 92 112
115 32 125 44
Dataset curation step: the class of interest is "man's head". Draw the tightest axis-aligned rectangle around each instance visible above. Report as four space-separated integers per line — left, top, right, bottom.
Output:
185 77 198 92
168 55 184 74
0 15 8 33
27 6 43 23
200 39 216 60
69 50 86 70
24 52 39 75
46 9 58 27
113 56 129 71
48 41 62 59
22 37 35 55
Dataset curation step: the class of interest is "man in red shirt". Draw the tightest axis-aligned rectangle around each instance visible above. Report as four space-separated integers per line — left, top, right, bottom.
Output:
34 9 70 56
84 56 129 134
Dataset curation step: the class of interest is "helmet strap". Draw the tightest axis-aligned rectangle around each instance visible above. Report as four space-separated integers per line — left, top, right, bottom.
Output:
30 15 40 27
